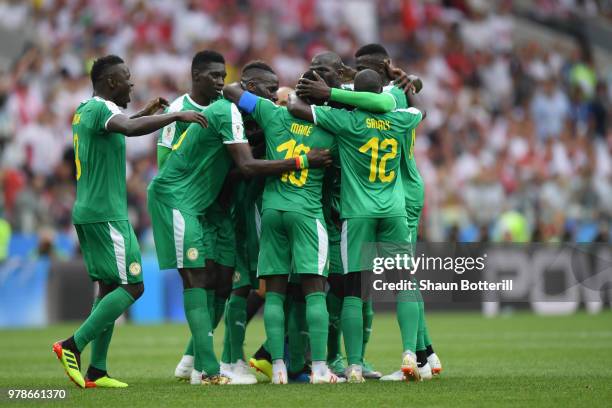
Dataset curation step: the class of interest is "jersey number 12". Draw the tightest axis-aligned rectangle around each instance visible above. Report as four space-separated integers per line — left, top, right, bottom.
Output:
359 137 397 183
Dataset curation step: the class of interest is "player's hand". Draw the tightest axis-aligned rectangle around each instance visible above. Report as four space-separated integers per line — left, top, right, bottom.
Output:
176 111 208 128
384 60 423 94
341 64 357 82
306 148 333 168
296 71 331 101
395 74 423 95
141 97 169 115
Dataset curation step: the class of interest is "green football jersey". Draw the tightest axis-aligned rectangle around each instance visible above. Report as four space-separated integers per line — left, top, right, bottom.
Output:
250 98 335 218
148 99 246 216
385 84 425 207
71 96 127 224
322 162 342 242
157 93 209 152
313 105 422 218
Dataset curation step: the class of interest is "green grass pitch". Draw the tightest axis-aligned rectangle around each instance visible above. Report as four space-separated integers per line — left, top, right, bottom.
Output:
1 311 611 407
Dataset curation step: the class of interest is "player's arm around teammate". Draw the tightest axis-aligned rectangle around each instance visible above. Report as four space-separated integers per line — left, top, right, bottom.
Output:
223 66 344 384
53 55 207 389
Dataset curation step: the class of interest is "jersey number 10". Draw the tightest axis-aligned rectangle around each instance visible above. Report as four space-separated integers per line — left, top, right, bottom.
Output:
73 133 81 180
277 139 310 187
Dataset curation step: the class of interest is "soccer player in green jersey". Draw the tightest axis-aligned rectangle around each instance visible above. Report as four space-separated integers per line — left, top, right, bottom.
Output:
218 61 281 383
147 55 331 384
223 70 343 384
53 55 207 389
288 69 425 382
307 51 388 379
297 44 441 380
157 51 242 384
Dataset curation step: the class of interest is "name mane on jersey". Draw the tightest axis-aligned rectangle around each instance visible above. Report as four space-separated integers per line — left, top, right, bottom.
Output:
366 118 391 131
290 122 312 137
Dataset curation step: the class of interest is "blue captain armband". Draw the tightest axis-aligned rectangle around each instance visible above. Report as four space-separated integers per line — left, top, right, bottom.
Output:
238 91 258 113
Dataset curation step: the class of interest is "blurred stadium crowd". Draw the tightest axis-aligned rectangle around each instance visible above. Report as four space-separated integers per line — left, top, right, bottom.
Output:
0 0 611 258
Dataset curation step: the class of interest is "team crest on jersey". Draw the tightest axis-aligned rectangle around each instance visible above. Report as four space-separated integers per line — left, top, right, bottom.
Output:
233 271 241 283
129 262 142 276
187 248 199 261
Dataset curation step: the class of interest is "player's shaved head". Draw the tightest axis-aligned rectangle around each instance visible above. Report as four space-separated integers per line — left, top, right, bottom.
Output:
312 51 343 69
90 54 132 107
354 69 383 94
90 55 125 86
241 60 276 83
310 51 344 89
240 60 279 103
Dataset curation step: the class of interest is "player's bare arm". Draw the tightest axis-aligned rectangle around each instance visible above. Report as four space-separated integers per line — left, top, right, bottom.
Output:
130 97 169 119
225 142 331 178
286 93 315 122
107 110 208 137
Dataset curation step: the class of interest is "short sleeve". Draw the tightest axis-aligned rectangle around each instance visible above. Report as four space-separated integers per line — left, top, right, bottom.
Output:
251 98 280 127
98 99 123 131
312 105 352 136
158 101 181 147
159 121 176 148
220 102 248 144
396 107 423 129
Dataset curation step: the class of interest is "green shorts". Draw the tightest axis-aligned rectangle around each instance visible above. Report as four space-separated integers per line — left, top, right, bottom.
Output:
245 195 263 273
326 220 342 275
232 266 259 290
257 209 329 277
75 221 143 285
148 193 209 270
340 216 410 274
204 201 235 268
233 218 258 290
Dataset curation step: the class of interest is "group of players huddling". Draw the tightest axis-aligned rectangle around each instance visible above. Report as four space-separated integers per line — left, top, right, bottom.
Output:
52 43 442 387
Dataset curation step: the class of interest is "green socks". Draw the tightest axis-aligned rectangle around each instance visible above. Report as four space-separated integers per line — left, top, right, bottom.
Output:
88 298 115 371
227 294 247 363
361 299 374 361
305 292 329 363
287 297 306 372
416 298 426 351
183 288 219 375
221 304 231 364
74 287 134 352
263 292 286 361
326 292 342 360
397 290 420 353
341 296 363 365
206 289 215 329
184 338 194 356
213 296 227 330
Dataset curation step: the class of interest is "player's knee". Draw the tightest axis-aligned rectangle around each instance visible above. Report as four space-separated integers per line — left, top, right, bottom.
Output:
328 275 345 299
123 282 145 300
301 275 326 295
215 270 233 299
232 286 250 298
287 282 304 301
344 272 363 298
265 276 288 295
